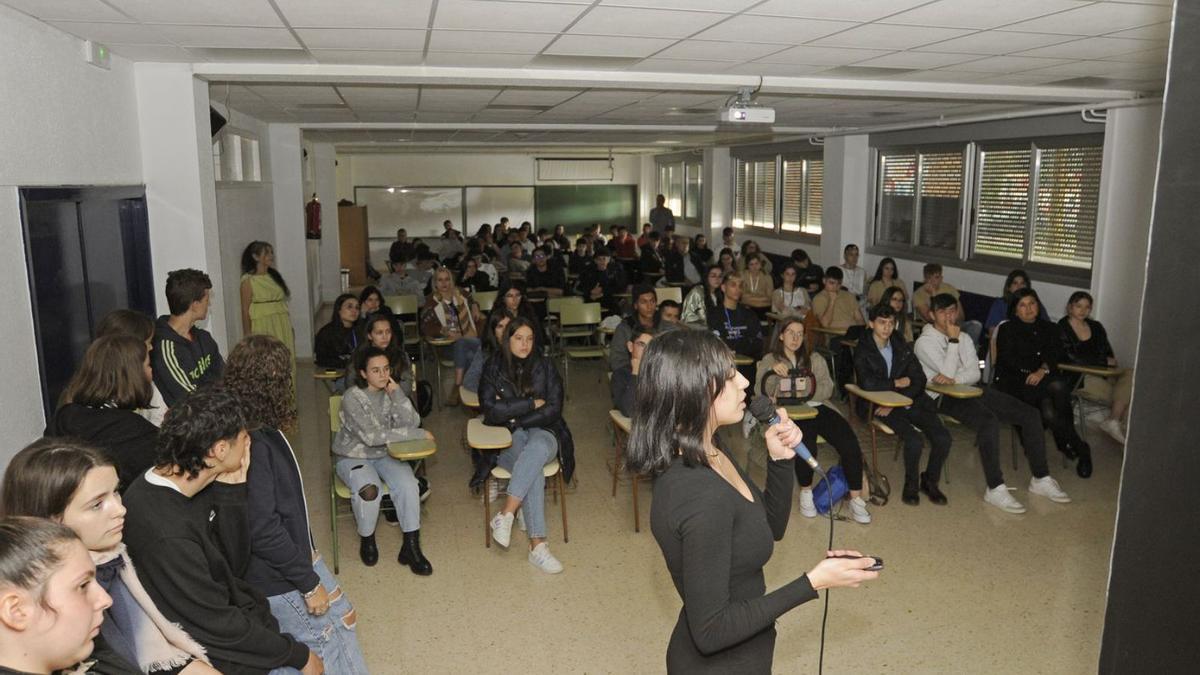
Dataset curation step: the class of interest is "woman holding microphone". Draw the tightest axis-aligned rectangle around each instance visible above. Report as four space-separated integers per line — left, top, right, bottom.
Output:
624 329 878 673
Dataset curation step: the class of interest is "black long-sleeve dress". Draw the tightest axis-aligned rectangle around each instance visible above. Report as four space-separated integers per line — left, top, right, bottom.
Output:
650 449 817 673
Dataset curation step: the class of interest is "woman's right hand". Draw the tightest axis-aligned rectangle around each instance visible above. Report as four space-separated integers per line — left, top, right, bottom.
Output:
772 362 790 377
533 398 546 409
807 550 879 591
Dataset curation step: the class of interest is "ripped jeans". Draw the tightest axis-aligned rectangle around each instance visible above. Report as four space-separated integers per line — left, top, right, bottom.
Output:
266 557 369 675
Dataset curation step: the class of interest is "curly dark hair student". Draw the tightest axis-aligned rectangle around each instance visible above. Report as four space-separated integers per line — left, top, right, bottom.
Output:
156 388 248 480
222 334 297 432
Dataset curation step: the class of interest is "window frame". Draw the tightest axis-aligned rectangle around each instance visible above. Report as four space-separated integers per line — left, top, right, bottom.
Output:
730 151 823 244
872 143 969 256
868 134 1102 286
654 156 703 227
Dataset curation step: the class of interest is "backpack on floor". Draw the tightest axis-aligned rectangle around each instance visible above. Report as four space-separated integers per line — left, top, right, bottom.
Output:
415 380 434 418
812 465 849 514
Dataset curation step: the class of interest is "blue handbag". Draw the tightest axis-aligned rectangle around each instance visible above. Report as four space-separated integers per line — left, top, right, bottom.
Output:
812 465 849 515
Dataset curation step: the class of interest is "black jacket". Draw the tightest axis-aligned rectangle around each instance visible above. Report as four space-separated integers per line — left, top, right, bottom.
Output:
525 264 565 293
994 318 1065 396
1057 317 1114 367
243 428 320 599
46 404 159 491
853 332 927 401
639 244 664 275
479 354 576 482
151 316 224 407
611 365 636 419
706 303 763 359
313 321 359 370
664 249 700 285
796 264 824 295
577 262 627 301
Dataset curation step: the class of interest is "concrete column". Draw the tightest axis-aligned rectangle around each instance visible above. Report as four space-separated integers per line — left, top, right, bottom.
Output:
268 124 315 358
704 146 731 245
313 142 342 304
822 135 871 267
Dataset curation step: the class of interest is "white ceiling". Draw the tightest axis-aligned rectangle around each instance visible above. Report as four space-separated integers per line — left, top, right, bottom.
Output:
3 0 1173 151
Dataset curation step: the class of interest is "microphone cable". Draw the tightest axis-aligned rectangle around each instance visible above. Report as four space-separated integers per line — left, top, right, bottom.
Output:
812 466 834 675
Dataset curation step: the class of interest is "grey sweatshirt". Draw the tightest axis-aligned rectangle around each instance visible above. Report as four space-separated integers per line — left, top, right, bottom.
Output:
332 387 426 460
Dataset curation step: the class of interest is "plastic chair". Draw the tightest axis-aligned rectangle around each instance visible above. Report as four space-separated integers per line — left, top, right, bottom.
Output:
386 295 422 350
609 410 643 532
473 290 498 313
656 286 683 305
557 302 605 394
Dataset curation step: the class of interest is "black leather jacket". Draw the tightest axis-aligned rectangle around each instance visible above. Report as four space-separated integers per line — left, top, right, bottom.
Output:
479 354 577 481
853 332 928 401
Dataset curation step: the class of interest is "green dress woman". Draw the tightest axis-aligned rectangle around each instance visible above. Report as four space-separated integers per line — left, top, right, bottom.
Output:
240 241 296 382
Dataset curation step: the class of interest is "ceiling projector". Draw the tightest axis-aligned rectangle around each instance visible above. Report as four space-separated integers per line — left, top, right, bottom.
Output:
719 105 776 124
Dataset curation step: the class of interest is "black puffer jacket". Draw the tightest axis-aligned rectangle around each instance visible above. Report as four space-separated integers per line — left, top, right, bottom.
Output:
853 332 928 401
478 353 576 482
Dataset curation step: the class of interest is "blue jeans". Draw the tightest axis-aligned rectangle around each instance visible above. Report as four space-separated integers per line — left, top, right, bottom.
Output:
453 336 481 370
498 428 557 539
267 557 369 675
336 455 420 535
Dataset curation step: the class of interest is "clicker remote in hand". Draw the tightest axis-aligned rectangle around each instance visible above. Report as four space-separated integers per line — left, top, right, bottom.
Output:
830 554 884 571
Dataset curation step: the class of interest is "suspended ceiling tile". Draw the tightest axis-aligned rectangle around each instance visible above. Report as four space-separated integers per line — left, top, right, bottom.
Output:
49 21 171 44
2 0 130 22
568 6 728 38
693 15 854 44
338 85 420 108
428 30 556 54
491 88 583 105
599 0 760 10
937 55 1074 73
809 23 975 50
545 34 675 58
1102 47 1168 65
249 85 342 104
721 62 835 77
755 45 892 66
1016 36 1166 60
152 25 301 49
748 0 931 22
914 30 1076 55
424 52 537 67
354 111 418 122
983 71 1081 86
412 111 476 122
106 44 196 61
643 92 726 107
418 87 503 112
892 69 997 83
627 58 739 73
296 28 426 51
187 47 310 62
433 0 587 32
880 0 1089 30
1003 2 1173 36
854 50 982 69
1105 23 1171 41
105 0 284 26
309 50 424 65
274 0 434 29
654 39 790 62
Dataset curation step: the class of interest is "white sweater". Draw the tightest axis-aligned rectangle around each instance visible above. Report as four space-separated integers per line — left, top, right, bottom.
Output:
914 323 980 398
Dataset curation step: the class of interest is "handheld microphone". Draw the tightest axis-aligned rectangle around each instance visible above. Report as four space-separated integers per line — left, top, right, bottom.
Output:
747 396 821 473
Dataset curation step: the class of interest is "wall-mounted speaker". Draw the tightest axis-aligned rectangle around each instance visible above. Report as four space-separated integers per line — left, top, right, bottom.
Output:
210 107 227 137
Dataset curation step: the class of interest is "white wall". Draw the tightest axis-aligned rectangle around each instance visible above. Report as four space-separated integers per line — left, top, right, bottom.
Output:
269 125 315 358
312 143 343 305
0 6 145 461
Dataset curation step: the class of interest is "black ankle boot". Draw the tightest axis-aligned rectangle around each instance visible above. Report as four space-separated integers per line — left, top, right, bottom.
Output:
398 530 433 576
1075 443 1093 479
902 477 920 506
920 472 948 505
359 534 378 567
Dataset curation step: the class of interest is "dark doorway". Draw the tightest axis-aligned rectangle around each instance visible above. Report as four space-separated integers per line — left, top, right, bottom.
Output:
19 186 155 419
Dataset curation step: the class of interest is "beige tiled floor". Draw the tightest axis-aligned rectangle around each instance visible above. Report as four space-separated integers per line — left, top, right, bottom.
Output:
296 360 1119 674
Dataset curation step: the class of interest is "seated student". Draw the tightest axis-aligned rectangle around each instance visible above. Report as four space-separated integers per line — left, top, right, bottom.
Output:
854 304 951 507
838 244 866 300
985 270 1047 336
314 293 361 373
690 233 713 268
524 248 565 298
788 248 822 297
151 269 223 407
771 265 811 319
866 257 905 307
756 318 870 524
221 337 369 673
717 248 737 275
736 240 772 274
2 441 216 674
1059 291 1134 445
657 299 682 325
0 517 113 675
720 225 737 253
457 256 494 294
334 347 434 573
915 294 1071 513
639 231 665 278
121 389 323 674
480 318 572 574
388 228 414 270
706 271 763 437
664 235 701 287
913 263 983 345
811 267 867 389
95 309 168 427
551 224 571 252
421 267 482 404
609 285 658 373
47 335 160 491
994 289 1093 478
881 285 914 343
610 325 656 419
635 223 652 248
577 247 628 316
740 253 774 317
567 237 593 278
352 313 418 417
464 311 513 491
506 241 531 275
495 279 543 340
680 264 723 327
611 225 639 260
378 256 426 298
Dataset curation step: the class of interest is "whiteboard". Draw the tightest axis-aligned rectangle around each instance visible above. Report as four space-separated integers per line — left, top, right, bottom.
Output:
464 187 535 235
357 187 463 240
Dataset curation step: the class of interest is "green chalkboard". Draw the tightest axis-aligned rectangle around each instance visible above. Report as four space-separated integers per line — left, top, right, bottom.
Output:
535 185 638 234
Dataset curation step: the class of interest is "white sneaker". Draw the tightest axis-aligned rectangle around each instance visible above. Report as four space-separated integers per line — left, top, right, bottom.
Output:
984 484 1026 514
1099 418 1126 445
849 496 871 524
799 489 817 518
516 508 526 532
528 542 564 574
742 413 757 439
1029 476 1072 504
490 512 514 548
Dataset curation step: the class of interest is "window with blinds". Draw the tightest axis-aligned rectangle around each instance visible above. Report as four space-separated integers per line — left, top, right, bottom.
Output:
684 160 702 220
733 158 776 230
876 152 916 245
973 148 1031 260
656 158 703 224
1032 145 1102 269
657 162 683 216
917 151 962 251
781 157 822 236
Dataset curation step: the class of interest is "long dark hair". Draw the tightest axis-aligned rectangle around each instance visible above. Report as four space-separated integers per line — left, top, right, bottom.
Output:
881 285 909 336
60 335 152 410
1008 287 1042 321
1002 269 1032 304
241 241 290 298
768 317 810 368
702 263 724 313
482 307 513 354
871 257 899 283
624 329 735 477
2 438 112 519
501 317 540 397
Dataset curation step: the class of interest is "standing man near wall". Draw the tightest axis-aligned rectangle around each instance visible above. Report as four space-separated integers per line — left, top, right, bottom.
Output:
649 194 675 232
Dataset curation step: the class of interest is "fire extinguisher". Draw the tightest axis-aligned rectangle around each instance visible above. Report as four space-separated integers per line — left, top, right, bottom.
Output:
305 194 321 240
